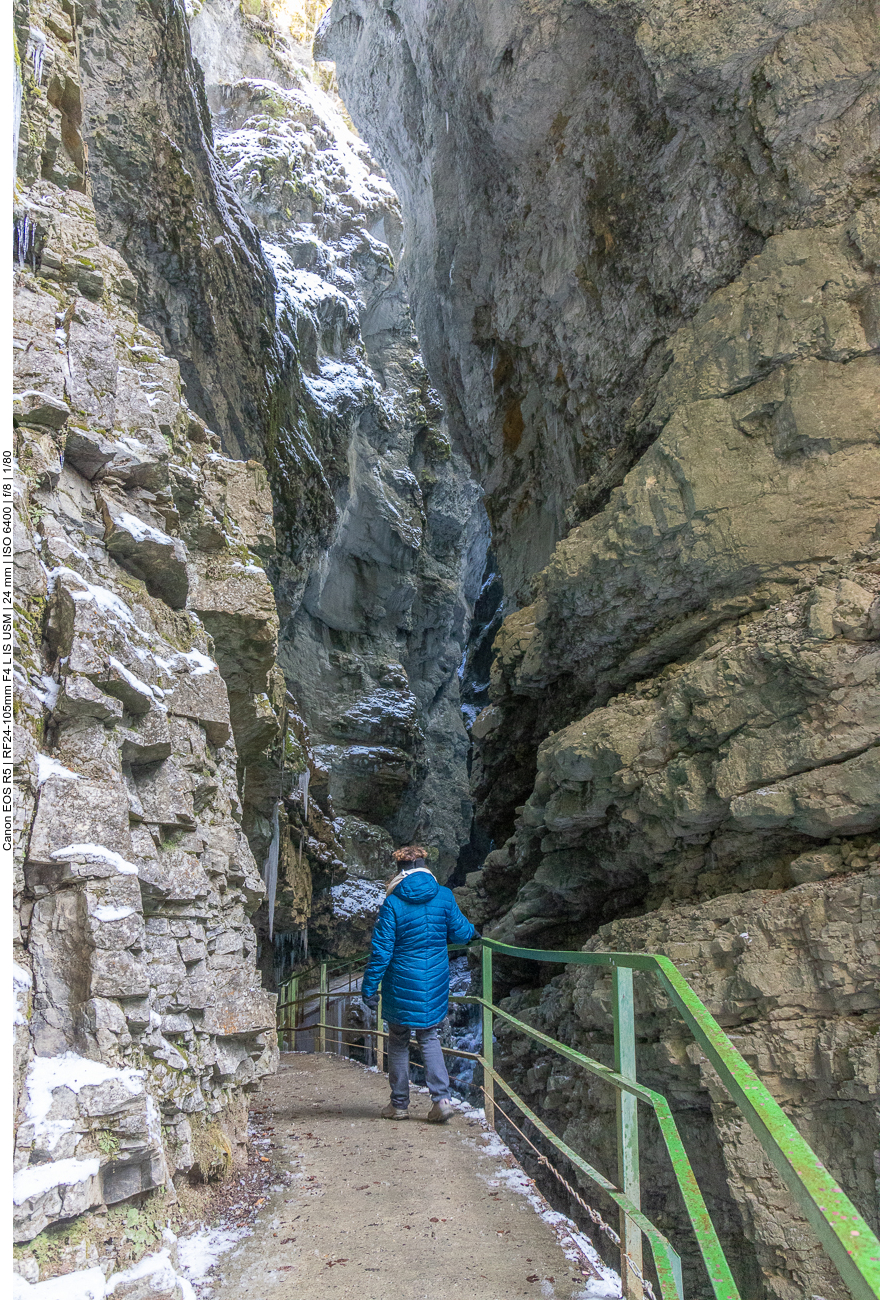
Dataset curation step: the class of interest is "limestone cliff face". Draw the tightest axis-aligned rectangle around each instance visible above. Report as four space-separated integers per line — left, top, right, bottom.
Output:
190 2 485 885
321 3 879 1296
21 0 480 959
13 0 481 1285
499 869 879 1298
14 79 278 1290
320 0 878 602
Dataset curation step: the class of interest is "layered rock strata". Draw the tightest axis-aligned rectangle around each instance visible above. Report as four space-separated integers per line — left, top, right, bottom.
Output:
12 0 479 1287
14 2 485 1283
321 3 879 1296
13 171 278 1281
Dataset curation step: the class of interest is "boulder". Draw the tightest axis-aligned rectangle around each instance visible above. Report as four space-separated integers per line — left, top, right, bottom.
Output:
13 390 71 428
164 658 232 749
27 777 133 868
102 507 189 609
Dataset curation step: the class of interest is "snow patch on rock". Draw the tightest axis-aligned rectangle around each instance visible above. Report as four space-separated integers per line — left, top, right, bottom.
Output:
35 755 80 786
13 1156 101 1205
24 1051 145 1150
329 876 385 918
51 844 139 875
13 1266 107 1300
91 904 137 922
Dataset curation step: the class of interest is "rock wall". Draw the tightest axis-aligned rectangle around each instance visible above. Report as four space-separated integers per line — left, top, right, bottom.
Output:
13 0 482 1287
13 107 277 1299
499 869 879 1299
181 1 486 974
320 3 879 1296
320 0 879 604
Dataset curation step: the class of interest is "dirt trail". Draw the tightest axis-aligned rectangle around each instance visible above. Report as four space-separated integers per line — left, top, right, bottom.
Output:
209 1053 615 1300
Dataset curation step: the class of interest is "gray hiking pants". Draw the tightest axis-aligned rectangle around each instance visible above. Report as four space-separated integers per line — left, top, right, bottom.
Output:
387 1022 450 1108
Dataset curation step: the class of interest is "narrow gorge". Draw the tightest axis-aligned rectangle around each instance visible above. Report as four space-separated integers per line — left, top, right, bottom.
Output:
12 2 879 1298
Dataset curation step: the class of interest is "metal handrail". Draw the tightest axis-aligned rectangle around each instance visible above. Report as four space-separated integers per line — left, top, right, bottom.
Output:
276 950 478 1066
274 938 880 1300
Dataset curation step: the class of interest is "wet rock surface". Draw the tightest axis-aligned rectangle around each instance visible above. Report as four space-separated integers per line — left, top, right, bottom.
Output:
322 3 880 1296
321 0 879 601
183 1 486 952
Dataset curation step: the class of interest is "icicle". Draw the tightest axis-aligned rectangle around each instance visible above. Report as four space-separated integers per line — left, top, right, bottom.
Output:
13 44 22 176
15 216 35 268
445 111 449 134
297 767 310 823
28 27 47 87
263 803 280 942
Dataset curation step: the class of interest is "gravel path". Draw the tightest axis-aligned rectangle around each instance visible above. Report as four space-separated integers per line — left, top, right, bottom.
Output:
207 1052 618 1300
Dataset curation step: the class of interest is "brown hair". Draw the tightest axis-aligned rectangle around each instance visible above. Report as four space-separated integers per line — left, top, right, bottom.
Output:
392 845 428 863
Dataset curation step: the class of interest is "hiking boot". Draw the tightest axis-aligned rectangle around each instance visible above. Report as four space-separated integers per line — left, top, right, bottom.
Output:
381 1103 409 1120
426 1099 455 1124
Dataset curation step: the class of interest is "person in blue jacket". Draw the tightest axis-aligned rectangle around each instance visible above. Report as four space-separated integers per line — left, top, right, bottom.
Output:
361 845 478 1122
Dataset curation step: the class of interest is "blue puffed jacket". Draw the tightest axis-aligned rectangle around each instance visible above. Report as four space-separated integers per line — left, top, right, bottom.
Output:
361 869 478 1028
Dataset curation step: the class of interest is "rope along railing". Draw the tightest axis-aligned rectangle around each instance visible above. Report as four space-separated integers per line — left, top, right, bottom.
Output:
275 939 880 1300
484 1086 659 1300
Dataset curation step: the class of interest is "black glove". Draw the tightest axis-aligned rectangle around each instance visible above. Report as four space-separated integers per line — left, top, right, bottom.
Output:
361 993 379 1012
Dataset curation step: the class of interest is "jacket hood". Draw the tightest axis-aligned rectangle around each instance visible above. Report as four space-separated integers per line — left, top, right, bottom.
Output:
392 870 439 903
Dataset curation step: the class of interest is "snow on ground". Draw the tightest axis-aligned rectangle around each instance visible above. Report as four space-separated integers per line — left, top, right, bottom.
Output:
173 1106 285 1297
13 1249 199 1300
448 1092 622 1299
106 1247 196 1298
177 1227 252 1296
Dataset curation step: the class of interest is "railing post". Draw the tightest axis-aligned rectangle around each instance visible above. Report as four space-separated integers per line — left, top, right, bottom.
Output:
318 962 327 1054
290 975 298 1052
482 943 494 1128
613 965 643 1300
276 979 285 1053
377 990 385 1073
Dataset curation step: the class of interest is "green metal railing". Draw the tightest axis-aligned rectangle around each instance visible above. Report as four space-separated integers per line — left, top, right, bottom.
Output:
276 939 880 1300
275 949 482 1070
